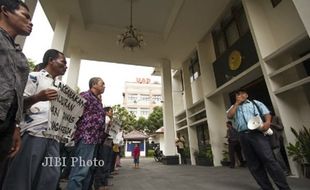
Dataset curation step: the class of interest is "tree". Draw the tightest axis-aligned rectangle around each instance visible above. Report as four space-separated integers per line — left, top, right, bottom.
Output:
146 106 163 134
112 104 136 132
135 117 149 132
27 59 36 71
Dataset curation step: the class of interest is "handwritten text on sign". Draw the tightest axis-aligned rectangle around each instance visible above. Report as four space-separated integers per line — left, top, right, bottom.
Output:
43 82 85 143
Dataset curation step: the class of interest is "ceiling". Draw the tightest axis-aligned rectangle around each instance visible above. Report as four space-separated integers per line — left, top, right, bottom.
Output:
40 0 232 69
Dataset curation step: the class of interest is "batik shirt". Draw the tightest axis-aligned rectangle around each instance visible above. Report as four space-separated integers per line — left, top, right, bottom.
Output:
0 28 29 122
74 90 105 144
227 99 270 132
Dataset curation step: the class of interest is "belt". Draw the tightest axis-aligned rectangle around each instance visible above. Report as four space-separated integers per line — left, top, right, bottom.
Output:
239 129 260 134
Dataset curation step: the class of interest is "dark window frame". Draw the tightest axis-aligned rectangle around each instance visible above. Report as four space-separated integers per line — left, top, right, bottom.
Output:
189 51 201 82
212 4 250 58
270 0 282 8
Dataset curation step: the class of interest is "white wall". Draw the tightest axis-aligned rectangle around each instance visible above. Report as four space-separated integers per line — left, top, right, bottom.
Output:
244 0 305 58
191 77 204 103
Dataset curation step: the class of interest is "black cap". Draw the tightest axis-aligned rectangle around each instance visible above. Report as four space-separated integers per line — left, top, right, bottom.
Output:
234 88 247 95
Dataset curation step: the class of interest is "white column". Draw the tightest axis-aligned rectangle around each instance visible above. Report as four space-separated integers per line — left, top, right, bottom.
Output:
16 0 38 47
161 59 176 156
51 14 71 52
66 49 81 91
181 60 198 165
292 0 310 36
197 39 227 166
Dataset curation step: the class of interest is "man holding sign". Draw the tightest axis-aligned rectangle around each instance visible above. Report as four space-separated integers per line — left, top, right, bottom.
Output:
68 77 106 190
3 49 69 190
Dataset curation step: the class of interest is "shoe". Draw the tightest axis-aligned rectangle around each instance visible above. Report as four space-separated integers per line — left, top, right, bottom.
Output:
240 161 246 167
98 186 109 190
107 175 114 178
285 171 292 176
229 166 235 168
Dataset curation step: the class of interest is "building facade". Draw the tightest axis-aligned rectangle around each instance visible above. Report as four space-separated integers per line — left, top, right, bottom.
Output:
172 0 310 177
32 0 310 178
123 78 162 118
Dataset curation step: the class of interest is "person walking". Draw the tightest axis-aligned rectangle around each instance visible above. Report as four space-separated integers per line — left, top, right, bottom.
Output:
0 0 32 187
227 88 290 190
67 77 106 190
2 49 67 190
226 121 245 168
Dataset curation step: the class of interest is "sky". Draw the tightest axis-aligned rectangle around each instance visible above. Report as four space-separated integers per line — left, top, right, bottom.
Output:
22 2 161 106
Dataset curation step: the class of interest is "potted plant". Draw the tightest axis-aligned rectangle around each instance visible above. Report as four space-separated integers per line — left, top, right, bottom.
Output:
194 145 213 166
287 126 310 178
220 142 230 166
184 147 191 165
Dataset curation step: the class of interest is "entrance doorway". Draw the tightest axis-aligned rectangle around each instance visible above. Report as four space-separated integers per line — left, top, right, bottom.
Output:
229 77 274 113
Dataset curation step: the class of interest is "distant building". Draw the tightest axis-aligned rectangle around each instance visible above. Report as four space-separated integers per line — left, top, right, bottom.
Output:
123 78 162 118
123 130 149 157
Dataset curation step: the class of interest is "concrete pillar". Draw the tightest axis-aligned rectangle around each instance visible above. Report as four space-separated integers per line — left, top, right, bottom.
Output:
161 59 177 156
51 14 71 52
16 0 38 47
197 38 227 166
66 49 81 91
292 0 310 36
182 61 193 107
181 60 198 165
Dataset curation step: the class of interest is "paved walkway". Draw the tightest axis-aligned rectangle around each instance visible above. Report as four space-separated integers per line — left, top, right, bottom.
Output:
61 157 310 190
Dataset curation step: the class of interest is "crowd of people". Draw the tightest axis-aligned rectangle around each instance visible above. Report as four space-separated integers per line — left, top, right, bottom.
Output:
0 1 126 190
0 1 293 190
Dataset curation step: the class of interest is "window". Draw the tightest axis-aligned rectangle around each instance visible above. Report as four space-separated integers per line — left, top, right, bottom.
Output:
212 4 250 58
152 95 161 104
189 51 201 82
225 20 239 47
140 108 150 117
127 94 138 103
127 108 137 116
140 94 150 104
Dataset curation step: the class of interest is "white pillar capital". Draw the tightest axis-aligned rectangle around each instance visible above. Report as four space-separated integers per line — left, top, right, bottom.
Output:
51 13 71 52
66 50 81 91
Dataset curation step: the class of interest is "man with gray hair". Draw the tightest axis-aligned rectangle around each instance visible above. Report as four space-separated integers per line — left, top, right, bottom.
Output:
68 77 106 190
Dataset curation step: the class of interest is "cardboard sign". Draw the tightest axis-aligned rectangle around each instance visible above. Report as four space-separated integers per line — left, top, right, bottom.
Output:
43 82 85 143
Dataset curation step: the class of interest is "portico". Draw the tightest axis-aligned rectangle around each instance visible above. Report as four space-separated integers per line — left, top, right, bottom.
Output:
24 0 310 177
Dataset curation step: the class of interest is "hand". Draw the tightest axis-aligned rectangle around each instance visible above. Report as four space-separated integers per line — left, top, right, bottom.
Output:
37 89 58 101
260 122 271 132
235 95 245 105
8 127 21 158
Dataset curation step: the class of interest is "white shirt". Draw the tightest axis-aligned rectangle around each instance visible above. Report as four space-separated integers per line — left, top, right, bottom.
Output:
20 70 58 138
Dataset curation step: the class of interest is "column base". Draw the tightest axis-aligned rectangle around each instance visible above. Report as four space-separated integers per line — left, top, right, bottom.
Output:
162 155 179 165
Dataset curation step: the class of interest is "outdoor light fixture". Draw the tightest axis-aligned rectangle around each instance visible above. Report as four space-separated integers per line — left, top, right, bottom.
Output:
117 0 144 50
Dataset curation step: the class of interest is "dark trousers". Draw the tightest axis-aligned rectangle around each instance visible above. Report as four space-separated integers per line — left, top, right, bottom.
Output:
239 130 290 190
110 151 117 172
228 141 244 167
177 148 187 164
0 98 17 188
94 144 112 188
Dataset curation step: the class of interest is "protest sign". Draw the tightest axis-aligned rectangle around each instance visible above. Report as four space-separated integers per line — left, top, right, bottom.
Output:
109 117 121 140
43 82 85 143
